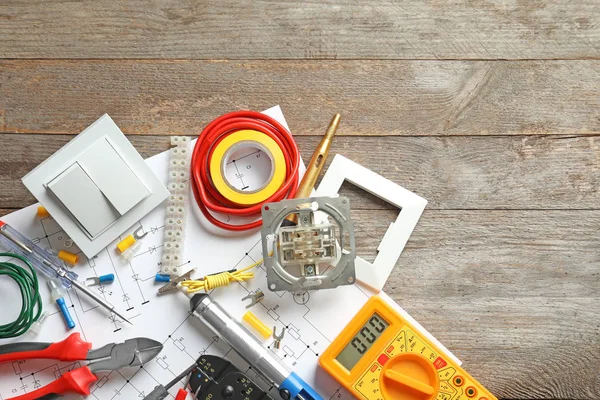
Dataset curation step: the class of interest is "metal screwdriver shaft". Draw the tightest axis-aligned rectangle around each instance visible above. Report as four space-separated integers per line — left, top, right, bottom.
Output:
70 279 132 325
0 221 132 325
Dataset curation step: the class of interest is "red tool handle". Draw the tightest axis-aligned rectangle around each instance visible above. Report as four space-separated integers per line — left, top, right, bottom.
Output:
175 388 188 400
7 366 97 400
0 332 92 363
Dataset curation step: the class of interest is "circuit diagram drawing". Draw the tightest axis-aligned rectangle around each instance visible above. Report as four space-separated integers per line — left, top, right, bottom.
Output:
0 141 370 400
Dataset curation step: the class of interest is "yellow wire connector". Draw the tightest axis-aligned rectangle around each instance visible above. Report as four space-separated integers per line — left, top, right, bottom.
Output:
58 250 78 266
37 206 50 218
116 227 148 262
242 311 273 339
179 259 261 293
117 227 148 253
117 235 136 253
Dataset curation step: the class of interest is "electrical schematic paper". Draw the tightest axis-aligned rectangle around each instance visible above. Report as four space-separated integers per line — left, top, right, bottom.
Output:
0 106 454 400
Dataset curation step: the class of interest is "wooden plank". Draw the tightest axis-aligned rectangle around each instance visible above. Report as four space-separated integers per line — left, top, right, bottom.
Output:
1 133 599 210
0 1 598 60
359 208 600 399
0 60 598 137
358 208 600 399
0 204 596 398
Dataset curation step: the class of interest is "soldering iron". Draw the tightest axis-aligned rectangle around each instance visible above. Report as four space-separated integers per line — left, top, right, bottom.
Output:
189 293 323 400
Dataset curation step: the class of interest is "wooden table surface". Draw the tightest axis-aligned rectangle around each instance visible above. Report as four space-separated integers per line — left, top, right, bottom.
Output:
1 1 599 399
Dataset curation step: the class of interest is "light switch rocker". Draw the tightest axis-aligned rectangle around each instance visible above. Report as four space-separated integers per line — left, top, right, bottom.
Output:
22 115 169 257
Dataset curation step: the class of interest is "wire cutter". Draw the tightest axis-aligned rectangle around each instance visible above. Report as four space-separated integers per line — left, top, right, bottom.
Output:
157 268 195 295
0 332 163 400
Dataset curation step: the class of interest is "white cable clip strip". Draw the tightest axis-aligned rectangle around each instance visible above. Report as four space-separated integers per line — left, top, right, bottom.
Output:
160 136 191 275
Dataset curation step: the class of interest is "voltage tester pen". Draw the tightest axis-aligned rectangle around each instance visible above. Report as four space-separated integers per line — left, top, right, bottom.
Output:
0 221 132 325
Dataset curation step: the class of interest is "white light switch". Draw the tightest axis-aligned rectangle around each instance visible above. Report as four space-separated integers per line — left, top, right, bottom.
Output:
78 138 149 215
47 163 120 237
22 114 170 257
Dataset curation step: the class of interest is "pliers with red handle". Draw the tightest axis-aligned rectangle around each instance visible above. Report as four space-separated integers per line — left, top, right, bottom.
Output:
0 332 163 400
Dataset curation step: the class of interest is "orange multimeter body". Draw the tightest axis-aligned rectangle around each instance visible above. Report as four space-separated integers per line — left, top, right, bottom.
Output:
319 296 497 400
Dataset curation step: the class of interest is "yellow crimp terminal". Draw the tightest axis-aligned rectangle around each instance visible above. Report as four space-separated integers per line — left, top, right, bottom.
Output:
242 311 273 339
117 235 136 253
58 250 78 266
37 206 50 218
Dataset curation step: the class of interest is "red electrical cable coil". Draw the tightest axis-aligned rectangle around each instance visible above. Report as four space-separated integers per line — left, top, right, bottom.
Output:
191 111 300 231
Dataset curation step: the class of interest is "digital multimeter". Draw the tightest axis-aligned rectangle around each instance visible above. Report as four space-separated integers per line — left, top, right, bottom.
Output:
319 296 497 400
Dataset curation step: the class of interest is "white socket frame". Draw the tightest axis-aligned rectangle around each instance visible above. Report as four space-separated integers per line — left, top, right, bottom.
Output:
315 154 427 292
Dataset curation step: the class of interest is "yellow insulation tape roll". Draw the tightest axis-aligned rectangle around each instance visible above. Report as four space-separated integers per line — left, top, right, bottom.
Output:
209 130 287 206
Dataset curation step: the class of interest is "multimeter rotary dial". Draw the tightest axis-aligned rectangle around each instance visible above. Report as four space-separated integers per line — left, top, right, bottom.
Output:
380 353 439 400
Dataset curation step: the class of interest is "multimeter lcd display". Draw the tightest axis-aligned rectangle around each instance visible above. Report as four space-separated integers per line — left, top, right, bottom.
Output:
336 312 389 371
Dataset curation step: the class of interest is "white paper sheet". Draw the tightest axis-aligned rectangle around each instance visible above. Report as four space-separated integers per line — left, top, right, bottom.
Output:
0 106 455 400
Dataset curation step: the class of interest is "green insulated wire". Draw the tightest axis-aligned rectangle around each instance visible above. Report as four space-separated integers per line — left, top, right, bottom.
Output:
0 252 43 338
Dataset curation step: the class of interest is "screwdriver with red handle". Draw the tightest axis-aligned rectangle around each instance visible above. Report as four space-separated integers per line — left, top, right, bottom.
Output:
0 332 163 400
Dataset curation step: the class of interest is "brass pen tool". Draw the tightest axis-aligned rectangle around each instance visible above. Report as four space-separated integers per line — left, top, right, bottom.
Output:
284 114 340 226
